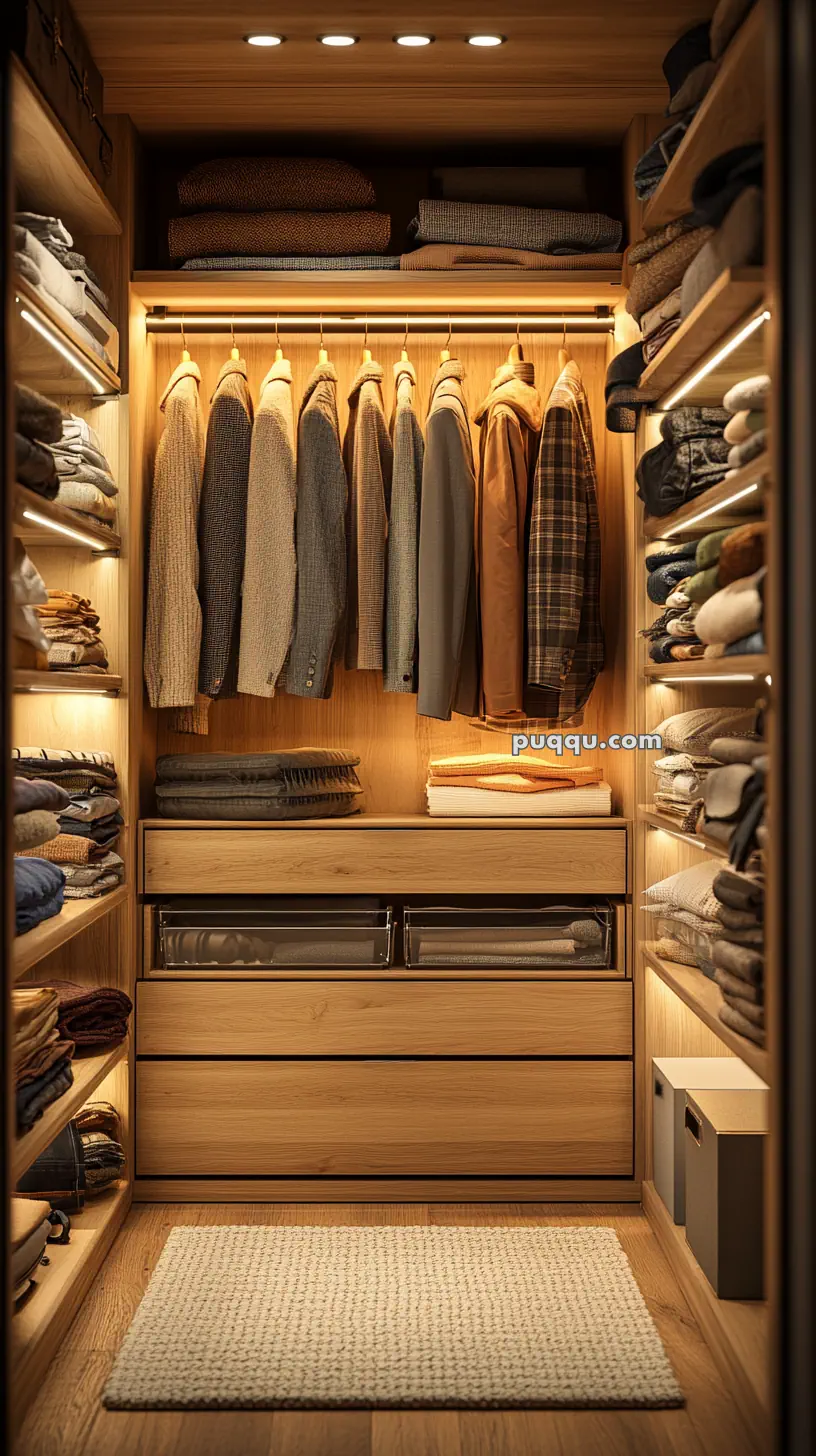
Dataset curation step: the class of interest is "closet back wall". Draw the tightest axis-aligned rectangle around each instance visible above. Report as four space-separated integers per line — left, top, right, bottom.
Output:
146 328 632 815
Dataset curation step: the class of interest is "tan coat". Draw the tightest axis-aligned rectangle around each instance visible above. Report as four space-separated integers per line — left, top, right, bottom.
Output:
144 359 205 709
473 361 542 718
343 360 393 670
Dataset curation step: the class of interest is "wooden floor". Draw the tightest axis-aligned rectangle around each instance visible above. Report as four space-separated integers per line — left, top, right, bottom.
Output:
14 1203 761 1456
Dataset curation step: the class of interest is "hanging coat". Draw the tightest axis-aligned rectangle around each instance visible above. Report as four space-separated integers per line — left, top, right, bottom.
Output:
343 360 393 670
417 359 479 720
384 359 423 693
144 358 205 711
198 358 254 704
473 359 542 718
526 359 604 724
238 358 297 698
286 362 348 699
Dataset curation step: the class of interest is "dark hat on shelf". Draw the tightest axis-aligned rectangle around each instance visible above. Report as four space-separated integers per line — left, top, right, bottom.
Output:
662 22 712 100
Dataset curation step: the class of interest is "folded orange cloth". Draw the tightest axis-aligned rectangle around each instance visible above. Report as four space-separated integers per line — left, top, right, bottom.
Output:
428 755 603 790
19 833 104 865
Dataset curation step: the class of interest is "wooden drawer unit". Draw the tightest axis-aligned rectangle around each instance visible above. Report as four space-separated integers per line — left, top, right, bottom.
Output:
140 821 628 895
136 1059 633 1177
136 980 633 1057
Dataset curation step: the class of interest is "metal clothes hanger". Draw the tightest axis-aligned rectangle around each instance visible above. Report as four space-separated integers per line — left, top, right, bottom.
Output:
274 315 283 363
558 320 571 371
508 318 524 364
440 318 453 363
180 315 190 364
230 317 240 362
318 314 329 366
362 315 372 364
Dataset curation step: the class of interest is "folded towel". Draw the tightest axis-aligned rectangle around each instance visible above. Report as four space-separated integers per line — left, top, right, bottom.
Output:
28 979 132 1047
408 200 622 254
425 782 612 817
714 865 764 911
169 211 391 260
178 157 376 212
719 1001 765 1045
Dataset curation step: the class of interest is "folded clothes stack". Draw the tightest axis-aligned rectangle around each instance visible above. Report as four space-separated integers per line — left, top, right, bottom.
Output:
75 1102 126 1190
723 374 769 474
643 540 704 661
404 199 622 271
35 589 110 674
688 733 767 865
52 413 119 531
28 981 132 1048
648 704 761 829
13 774 70 852
14 383 61 500
650 751 718 827
695 559 766 657
12 986 74 1133
13 858 65 935
13 750 124 897
11 540 49 670
11 1197 55 1300
712 864 765 1045
14 212 119 369
643 860 721 976
425 754 612 817
645 522 767 660
171 157 391 268
680 144 763 318
637 407 731 517
12 746 118 793
627 222 713 325
155 749 364 820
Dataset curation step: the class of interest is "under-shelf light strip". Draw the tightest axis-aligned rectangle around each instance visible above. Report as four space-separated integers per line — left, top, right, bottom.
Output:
645 821 721 852
22 507 112 553
659 309 771 410
661 480 762 537
651 672 758 683
18 305 109 394
26 686 117 696
146 313 615 331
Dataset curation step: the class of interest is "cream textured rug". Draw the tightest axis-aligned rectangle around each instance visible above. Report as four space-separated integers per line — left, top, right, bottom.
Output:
103 1226 683 1410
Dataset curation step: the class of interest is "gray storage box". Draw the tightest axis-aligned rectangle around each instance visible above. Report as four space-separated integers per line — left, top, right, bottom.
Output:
652 1057 766 1223
684 1088 768 1299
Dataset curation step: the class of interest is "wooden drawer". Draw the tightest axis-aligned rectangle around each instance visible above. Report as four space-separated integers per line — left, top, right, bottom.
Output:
136 1060 633 1177
141 825 627 895
136 980 633 1057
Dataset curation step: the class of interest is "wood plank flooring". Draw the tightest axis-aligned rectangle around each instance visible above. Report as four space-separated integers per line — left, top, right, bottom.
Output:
14 1203 761 1456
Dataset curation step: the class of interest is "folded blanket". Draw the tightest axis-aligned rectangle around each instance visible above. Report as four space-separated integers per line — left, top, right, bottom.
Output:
400 243 623 271
181 254 400 271
19 832 109 865
13 857 65 934
75 1100 121 1136
627 227 713 322
169 211 391 260
15 383 62 444
14 809 60 851
28 979 132 1047
644 860 721 920
64 872 124 898
156 785 361 821
407 200 622 254
714 865 764 911
681 187 764 319
178 157 376 211
718 522 767 584
53 456 118 497
666 608 701 638
15 432 58 496
724 374 770 413
54 437 112 475
718 903 763 930
695 566 765 645
156 748 360 784
13 776 71 815
54 482 117 522
16 1056 74 1133
715 965 763 1004
425 783 612 817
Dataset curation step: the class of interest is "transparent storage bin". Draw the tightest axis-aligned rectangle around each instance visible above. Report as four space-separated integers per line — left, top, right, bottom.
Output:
158 897 393 969
403 904 612 968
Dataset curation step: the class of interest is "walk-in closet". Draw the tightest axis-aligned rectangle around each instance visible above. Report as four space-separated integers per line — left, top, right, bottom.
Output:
3 3 813 1453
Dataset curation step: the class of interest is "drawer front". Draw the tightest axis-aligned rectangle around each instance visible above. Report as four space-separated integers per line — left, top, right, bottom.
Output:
141 827 627 895
136 980 633 1057
136 1060 633 1177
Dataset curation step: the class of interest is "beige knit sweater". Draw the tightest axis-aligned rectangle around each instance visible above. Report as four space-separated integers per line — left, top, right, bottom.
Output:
238 358 297 697
144 359 205 709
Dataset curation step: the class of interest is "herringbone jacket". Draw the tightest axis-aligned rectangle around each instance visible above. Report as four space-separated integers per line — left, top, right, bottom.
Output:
198 358 254 701
344 360 393 670
384 360 423 693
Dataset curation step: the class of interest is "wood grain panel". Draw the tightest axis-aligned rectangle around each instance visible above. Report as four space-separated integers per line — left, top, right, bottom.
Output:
136 980 633 1056
142 826 627 893
132 1178 641 1203
136 1059 633 1176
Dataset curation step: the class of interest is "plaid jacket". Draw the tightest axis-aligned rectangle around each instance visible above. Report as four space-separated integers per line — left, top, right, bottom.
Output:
526 361 604 722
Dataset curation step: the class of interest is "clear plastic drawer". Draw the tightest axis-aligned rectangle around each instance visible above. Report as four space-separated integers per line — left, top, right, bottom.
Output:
157 897 393 969
403 904 612 969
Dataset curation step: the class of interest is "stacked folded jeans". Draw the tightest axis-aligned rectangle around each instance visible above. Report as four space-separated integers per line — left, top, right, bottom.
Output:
155 749 364 819
723 375 769 473
75 1101 126 1190
425 754 611 817
712 864 766 1046
643 860 722 975
170 157 390 268
35 590 111 674
11 540 49 670
13 858 65 935
405 199 622 270
52 414 118 531
14 212 118 368
28 981 132 1048
637 407 730 517
13 986 74 1132
14 383 60 499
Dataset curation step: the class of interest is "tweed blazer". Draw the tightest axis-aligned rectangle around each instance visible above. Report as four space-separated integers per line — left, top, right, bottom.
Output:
417 359 480 721
198 358 254 701
344 360 393 670
384 360 424 693
285 362 348 699
144 359 205 709
238 358 297 698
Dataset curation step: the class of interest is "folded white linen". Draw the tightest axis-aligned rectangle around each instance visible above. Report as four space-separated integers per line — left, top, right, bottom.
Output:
425 782 612 817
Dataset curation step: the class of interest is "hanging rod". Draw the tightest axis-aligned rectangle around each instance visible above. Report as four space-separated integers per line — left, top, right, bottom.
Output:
145 308 615 334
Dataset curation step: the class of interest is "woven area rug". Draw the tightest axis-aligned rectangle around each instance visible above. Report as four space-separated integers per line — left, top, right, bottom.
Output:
103 1226 683 1410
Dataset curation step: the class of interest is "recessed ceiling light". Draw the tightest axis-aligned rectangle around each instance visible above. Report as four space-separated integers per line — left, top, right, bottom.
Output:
244 34 285 47
467 34 506 47
319 34 359 47
394 34 435 47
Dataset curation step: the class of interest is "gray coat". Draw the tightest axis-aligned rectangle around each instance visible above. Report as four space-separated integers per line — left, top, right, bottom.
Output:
384 359 423 692
343 360 393 670
286 362 348 698
198 358 253 700
417 359 479 720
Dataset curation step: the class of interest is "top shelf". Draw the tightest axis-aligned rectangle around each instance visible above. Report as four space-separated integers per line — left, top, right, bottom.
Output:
642 1 765 232
11 56 121 238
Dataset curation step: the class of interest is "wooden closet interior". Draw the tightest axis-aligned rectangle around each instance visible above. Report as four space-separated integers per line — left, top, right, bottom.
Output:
4 2 781 1450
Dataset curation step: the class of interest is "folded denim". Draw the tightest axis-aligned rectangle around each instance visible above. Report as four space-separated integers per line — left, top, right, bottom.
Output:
16 1056 74 1132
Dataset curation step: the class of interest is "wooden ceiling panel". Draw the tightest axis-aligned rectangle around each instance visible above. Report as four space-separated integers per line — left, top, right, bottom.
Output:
72 1 712 142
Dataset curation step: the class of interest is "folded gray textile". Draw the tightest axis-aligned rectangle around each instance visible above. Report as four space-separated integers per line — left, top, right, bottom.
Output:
431 167 589 209
156 749 360 784
715 965 763 1004
703 762 754 820
179 255 401 271
15 433 58 497
723 374 770 412
156 784 361 821
13 777 71 815
719 1001 765 1045
720 989 765 1026
15 383 62 445
14 809 61 851
53 456 118 497
712 936 763 984
718 903 763 931
717 923 764 947
55 437 112 474
407 200 622 253
724 630 765 654
727 430 767 469
714 864 764 910
681 187 763 319
59 792 120 824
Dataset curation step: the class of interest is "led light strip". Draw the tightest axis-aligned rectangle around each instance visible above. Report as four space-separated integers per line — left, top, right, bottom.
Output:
650 672 758 683
146 312 615 331
659 309 770 410
26 685 118 696
19 304 110 394
643 818 725 852
22 507 115 553
660 480 762 538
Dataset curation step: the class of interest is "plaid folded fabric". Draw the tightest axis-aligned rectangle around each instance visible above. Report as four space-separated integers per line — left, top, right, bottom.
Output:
408 200 622 254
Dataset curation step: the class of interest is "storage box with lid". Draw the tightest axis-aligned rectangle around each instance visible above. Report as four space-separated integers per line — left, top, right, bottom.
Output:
684 1087 768 1299
652 1057 767 1222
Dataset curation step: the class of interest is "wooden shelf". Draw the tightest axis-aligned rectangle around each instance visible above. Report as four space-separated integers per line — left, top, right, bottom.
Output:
11 56 121 237
644 655 769 681
642 3 765 232
139 814 628 830
13 670 123 695
639 806 729 858
643 947 768 1082
638 268 766 408
13 275 121 397
643 454 770 540
12 885 129 979
12 1041 129 1183
14 485 121 554
642 1182 769 1445
12 1182 129 1421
